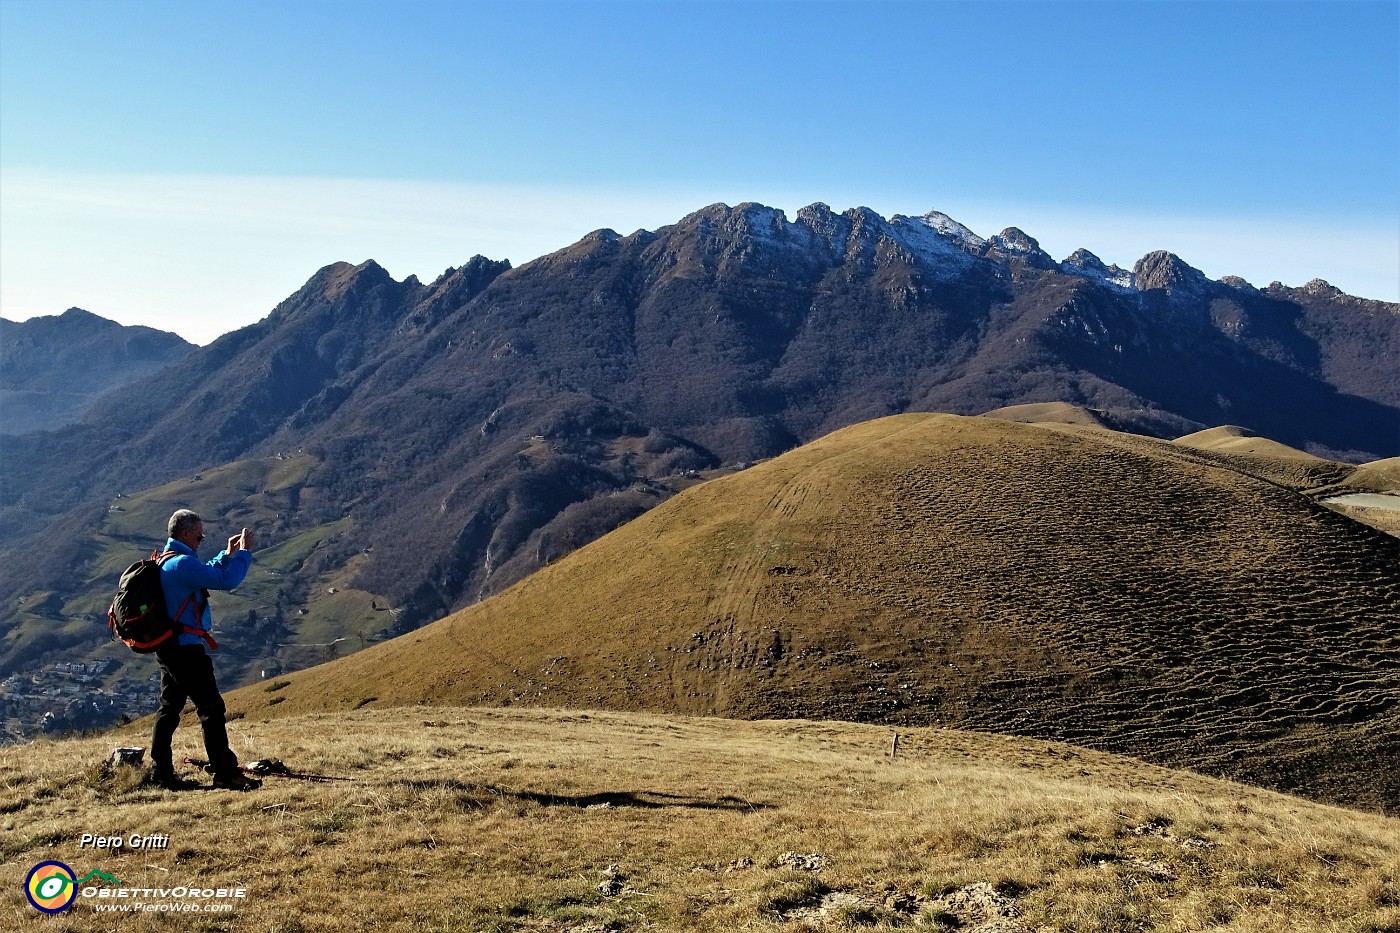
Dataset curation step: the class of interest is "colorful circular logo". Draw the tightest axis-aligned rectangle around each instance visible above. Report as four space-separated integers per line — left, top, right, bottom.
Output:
25 861 77 913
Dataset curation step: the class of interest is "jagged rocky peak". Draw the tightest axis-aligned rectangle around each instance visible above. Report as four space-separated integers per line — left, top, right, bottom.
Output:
917 210 986 248
429 255 511 290
708 202 891 264
1133 251 1209 295
726 202 794 242
622 228 659 247
661 202 823 270
1063 249 1135 290
1301 278 1343 298
1063 248 1111 273
1218 275 1256 292
991 227 1043 254
795 203 853 260
986 227 1057 270
673 202 783 245
845 205 887 227
837 206 897 263
312 258 395 302
678 200 780 226
260 259 413 332
439 256 512 295
582 228 621 243
796 201 837 223
842 206 893 244
673 201 734 235
58 307 105 324
878 210 984 271
796 201 843 235
734 201 787 222
398 257 509 336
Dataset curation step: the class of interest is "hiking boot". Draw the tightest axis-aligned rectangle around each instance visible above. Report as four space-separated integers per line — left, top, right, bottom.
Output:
147 769 200 791
212 770 261 791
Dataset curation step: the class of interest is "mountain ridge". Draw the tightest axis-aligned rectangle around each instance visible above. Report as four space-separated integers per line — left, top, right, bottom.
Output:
1 201 1396 698
0 308 194 434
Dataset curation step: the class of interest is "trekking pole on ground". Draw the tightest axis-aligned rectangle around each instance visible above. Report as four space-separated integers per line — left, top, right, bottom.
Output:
183 756 352 783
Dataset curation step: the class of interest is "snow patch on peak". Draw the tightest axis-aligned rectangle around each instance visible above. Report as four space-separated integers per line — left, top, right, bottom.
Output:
887 213 982 274
990 227 1043 255
795 203 850 260
985 227 1057 270
1218 275 1255 292
1064 248 1107 271
1062 248 1135 292
1302 278 1343 297
726 202 801 248
734 202 789 225
916 211 986 249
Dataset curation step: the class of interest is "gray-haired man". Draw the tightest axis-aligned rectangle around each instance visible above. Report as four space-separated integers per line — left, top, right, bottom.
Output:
150 509 259 791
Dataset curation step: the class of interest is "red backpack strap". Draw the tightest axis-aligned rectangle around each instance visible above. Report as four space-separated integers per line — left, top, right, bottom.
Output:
183 624 219 651
160 552 219 651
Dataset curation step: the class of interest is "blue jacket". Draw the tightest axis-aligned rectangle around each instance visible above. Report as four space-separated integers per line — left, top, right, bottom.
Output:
159 538 252 647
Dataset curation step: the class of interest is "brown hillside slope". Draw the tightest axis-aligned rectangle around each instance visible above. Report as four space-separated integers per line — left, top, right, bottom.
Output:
232 414 1400 810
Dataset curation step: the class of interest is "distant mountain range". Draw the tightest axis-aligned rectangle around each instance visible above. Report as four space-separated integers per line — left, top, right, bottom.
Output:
1 201 1397 697
0 308 194 433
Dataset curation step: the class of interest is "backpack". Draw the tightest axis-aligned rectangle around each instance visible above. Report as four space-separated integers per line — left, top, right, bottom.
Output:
108 551 215 653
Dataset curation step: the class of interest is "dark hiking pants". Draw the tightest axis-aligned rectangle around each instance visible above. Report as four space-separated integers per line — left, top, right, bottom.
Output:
151 644 238 778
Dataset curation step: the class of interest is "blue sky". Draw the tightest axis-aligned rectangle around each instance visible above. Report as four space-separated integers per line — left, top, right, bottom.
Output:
2 0 1397 344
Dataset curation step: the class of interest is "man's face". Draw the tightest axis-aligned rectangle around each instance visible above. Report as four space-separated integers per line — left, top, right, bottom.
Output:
178 520 205 551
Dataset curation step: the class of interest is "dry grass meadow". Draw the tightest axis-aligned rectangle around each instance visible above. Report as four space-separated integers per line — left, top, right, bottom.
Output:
4 706 1399 932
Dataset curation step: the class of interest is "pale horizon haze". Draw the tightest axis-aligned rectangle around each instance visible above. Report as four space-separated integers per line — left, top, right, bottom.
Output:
2 0 1397 346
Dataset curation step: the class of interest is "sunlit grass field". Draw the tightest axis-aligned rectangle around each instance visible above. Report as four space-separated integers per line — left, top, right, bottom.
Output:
4 706 1397 932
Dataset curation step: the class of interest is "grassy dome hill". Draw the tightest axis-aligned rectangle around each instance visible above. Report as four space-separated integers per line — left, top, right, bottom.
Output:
1174 425 1321 460
1346 457 1400 494
1171 425 1356 492
231 414 1400 810
981 401 1116 428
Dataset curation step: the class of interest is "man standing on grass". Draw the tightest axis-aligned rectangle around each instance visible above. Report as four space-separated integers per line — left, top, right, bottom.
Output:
149 509 261 791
